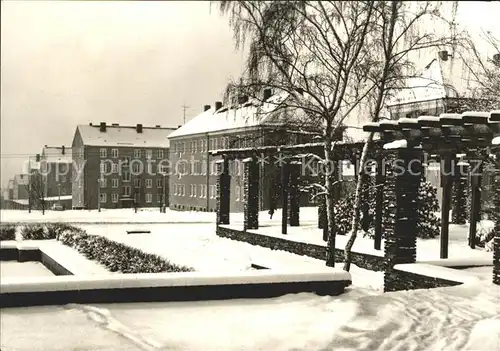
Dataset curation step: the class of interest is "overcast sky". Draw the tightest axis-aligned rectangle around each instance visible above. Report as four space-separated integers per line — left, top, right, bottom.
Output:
1 0 246 186
1 1 499 188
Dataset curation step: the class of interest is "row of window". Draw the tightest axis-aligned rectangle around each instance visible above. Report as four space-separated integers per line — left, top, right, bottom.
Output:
100 148 164 159
99 192 163 204
99 162 168 175
172 184 245 201
173 135 261 154
99 178 163 188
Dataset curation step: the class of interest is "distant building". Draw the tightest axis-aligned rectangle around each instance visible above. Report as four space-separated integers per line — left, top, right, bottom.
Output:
71 123 176 210
387 51 499 120
167 89 333 212
40 145 73 209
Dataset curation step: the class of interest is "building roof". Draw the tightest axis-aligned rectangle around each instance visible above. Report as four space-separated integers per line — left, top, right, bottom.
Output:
387 52 479 109
76 124 176 148
42 146 73 163
168 92 305 139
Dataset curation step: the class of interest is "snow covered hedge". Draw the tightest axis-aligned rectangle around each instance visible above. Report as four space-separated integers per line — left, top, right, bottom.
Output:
0 224 16 241
58 228 194 273
333 180 441 239
19 223 75 240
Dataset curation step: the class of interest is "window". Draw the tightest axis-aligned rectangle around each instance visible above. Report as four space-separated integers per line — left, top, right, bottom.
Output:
111 149 118 158
100 148 107 158
132 163 140 173
134 179 141 188
157 179 163 188
122 171 130 182
134 149 141 158
174 184 178 196
157 193 163 203
100 161 107 174
189 184 193 197
146 149 153 159
112 178 119 188
213 138 218 150
158 149 164 159
111 163 118 173
146 179 152 188
193 184 197 197
182 184 185 196
145 193 152 203
235 186 240 201
199 184 204 198
193 140 197 153
100 193 107 203
112 193 119 203
100 178 107 188
123 186 131 196
134 193 140 203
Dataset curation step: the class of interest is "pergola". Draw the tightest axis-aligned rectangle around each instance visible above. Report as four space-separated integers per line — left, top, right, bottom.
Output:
212 110 499 286
210 139 384 243
363 110 499 286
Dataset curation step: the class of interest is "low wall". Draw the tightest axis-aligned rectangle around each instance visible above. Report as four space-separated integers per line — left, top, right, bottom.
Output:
1 271 351 308
0 244 72 276
385 263 482 292
217 225 386 271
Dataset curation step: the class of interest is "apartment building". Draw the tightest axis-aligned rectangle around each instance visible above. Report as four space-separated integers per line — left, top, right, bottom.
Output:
71 123 176 210
40 145 73 207
167 89 326 212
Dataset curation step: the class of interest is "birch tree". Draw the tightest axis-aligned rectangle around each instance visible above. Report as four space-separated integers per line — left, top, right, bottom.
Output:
218 0 378 266
343 1 462 271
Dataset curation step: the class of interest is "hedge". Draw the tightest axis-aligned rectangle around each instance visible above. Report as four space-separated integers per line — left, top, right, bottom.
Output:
58 228 194 273
19 223 77 240
0 224 16 241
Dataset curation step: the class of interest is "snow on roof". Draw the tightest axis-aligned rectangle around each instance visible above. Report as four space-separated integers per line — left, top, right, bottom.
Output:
492 136 500 145
43 195 72 201
42 146 73 163
13 199 29 206
387 53 479 108
77 125 175 148
168 92 302 139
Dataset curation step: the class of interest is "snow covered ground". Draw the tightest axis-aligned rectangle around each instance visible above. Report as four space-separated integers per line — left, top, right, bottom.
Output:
0 261 54 278
0 207 319 224
1 283 498 351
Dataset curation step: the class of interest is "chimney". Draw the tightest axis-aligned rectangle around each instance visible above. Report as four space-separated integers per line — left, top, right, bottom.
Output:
177 125 182 129
111 123 119 126
136 124 143 133
99 122 106 132
89 123 92 126
204 104 211 112
263 88 272 101
62 146 65 155
155 125 161 128
36 154 40 162
215 101 223 111
238 95 249 104
438 50 449 61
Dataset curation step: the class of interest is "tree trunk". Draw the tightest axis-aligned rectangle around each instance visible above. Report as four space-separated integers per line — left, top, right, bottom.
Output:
324 136 337 267
343 132 374 271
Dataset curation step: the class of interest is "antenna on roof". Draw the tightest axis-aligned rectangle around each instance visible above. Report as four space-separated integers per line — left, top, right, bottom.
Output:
182 104 190 125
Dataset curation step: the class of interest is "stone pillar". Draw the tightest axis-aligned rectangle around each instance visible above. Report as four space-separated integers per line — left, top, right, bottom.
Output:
281 159 290 234
440 152 455 259
216 157 231 225
384 147 422 292
468 150 485 249
288 161 301 227
374 150 384 250
243 157 259 230
493 148 500 285
452 161 468 225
